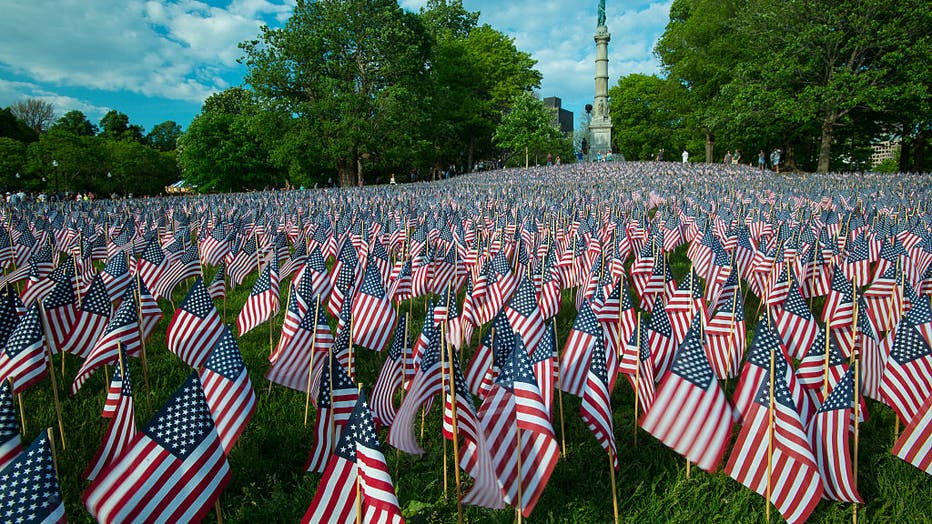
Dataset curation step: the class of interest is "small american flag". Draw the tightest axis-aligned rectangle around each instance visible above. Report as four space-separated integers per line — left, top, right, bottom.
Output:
101 251 131 301
200 326 256 454
0 431 66 524
167 277 225 368
58 275 111 359
135 237 168 298
301 390 403 524
807 366 862 502
351 262 397 352
558 300 602 398
580 331 617 467
371 312 408 427
0 379 22 472
41 277 77 353
646 297 676 380
84 350 136 481
891 392 932 475
879 313 932 424
504 275 546 354
207 260 227 301
237 254 280 336
83 372 231 523
72 292 140 395
642 315 734 472
305 355 358 473
0 305 46 394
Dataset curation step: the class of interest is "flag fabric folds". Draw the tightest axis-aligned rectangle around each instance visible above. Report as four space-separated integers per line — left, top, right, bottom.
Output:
167 277 225 368
0 431 66 524
199 326 256 454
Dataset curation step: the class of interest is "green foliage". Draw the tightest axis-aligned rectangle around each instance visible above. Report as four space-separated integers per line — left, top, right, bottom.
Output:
609 74 688 160
873 156 900 173
51 110 98 137
145 120 183 152
493 92 564 167
0 107 39 143
0 137 27 188
98 110 145 143
25 129 104 192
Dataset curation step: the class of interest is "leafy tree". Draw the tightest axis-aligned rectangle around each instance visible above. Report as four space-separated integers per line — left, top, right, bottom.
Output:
146 120 183 152
178 89 279 192
103 139 178 196
0 137 27 189
241 0 432 187
0 108 39 143
9 99 55 134
98 110 145 142
51 110 98 136
608 74 688 160
731 0 932 172
493 92 564 168
24 129 104 193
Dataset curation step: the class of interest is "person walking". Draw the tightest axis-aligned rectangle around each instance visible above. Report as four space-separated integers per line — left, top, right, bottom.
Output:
758 150 765 170
682 149 689 163
770 148 782 173
724 150 733 164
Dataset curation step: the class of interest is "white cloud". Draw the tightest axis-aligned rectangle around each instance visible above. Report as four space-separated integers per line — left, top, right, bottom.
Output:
0 0 292 104
0 78 111 121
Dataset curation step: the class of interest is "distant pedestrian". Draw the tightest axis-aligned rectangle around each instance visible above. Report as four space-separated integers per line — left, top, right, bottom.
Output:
682 149 689 163
724 150 732 164
733 150 741 165
389 173 397 185
758 150 765 170
771 148 782 173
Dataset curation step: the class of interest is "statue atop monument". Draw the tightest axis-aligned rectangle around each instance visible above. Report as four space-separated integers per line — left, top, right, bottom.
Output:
597 0 606 27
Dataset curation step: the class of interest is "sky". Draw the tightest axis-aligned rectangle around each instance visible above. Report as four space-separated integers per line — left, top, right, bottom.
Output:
0 0 672 133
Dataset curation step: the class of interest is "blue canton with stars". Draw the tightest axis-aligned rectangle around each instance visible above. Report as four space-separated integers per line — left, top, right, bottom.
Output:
532 323 556 365
334 391 381 461
0 432 63 523
647 298 672 338
754 368 797 411
82 276 112 317
807 326 846 366
818 367 855 414
905 294 932 326
104 251 129 277
573 301 603 337
359 263 385 298
316 356 356 408
0 380 19 445
486 311 515 369
180 278 215 319
0 289 22 351
783 282 814 319
671 316 714 389
42 278 75 310
205 328 245 381
388 313 408 362
143 372 216 459
508 277 538 316
588 331 609 387
5 306 42 358
747 319 789 374
890 317 932 364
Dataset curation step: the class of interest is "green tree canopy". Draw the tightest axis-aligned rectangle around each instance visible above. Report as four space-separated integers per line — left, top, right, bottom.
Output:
0 107 39 143
493 92 565 168
51 110 98 136
0 137 27 189
146 120 183 152
98 110 145 142
609 74 689 161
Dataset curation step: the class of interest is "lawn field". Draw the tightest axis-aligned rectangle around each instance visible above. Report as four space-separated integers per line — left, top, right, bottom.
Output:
16 243 931 524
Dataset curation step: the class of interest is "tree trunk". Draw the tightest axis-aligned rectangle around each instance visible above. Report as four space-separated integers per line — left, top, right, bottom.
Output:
704 129 714 163
467 137 475 173
914 127 927 172
817 110 836 173
525 145 529 169
784 142 797 172
337 149 359 187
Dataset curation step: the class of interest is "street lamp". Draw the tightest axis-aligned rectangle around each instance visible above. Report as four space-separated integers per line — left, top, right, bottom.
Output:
51 160 59 194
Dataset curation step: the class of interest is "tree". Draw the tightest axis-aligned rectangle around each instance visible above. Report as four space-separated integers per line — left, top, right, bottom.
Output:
9 99 55 134
24 129 104 193
99 110 145 142
178 89 280 192
608 74 689 160
493 92 564 168
241 0 432 187
146 120 183 152
51 110 98 136
731 0 932 172
0 137 27 189
0 108 39 143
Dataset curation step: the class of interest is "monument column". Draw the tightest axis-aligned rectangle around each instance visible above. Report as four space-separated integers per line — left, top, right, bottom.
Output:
588 0 613 161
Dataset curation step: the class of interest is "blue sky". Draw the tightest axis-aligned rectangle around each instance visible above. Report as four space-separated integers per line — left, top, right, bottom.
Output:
0 0 671 133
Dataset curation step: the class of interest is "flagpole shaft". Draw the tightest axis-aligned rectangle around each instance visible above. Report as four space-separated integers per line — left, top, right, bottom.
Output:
215 501 223 524
135 270 152 411
516 424 523 524
38 303 66 449
634 315 640 447
303 297 321 426
766 334 776 523
553 318 567 457
609 451 619 524
444 322 464 524
17 391 26 435
440 325 448 499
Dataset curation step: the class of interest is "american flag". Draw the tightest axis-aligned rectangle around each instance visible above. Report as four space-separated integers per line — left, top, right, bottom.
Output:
301 390 403 524
40 276 77 353
891 392 932 474
0 379 22 472
58 274 111 359
200 224 231 267
280 236 307 280
135 237 168 298
558 299 602 397
388 327 444 455
237 254 280 336
796 326 847 393
0 432 66 524
266 297 333 393
479 337 559 516
641 315 734 472
387 259 412 304
465 310 512 399
533 322 557 416
646 297 676 380
305 355 358 473
167 277 225 368
725 369 823 524
486 249 517 317
666 268 705 346
371 312 408 427
624 323 656 414
351 262 397 352
879 313 932 424
154 245 201 299
101 251 132 301
72 292 140 395
200 326 256 454
272 277 314 363
822 264 854 329
328 238 359 318
83 372 231 523
134 279 163 340
774 281 820 360
705 286 745 380
580 330 617 468
207 260 227 301
504 275 546 354
807 367 862 503
0 305 46 394
84 351 136 481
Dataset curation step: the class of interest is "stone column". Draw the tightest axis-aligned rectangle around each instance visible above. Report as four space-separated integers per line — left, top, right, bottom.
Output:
588 26 613 162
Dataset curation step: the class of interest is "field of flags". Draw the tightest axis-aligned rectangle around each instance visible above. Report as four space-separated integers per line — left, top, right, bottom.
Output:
1 161 931 523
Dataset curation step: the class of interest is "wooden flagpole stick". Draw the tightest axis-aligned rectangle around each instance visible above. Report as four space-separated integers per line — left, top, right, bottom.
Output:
894 260 905 440
633 315 641 448
609 450 619 524
355 384 363 524
440 322 448 499
766 304 776 523
303 296 321 426
214 501 223 524
852 356 861 524
38 303 66 449
47 427 59 481
552 318 567 457
10 377 25 434
328 343 335 455
443 321 464 524
516 423 523 524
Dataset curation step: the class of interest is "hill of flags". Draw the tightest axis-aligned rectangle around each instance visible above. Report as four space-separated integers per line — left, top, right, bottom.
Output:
0 161 931 522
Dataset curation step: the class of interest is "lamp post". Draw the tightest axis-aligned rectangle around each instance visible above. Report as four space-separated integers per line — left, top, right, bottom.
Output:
51 159 59 194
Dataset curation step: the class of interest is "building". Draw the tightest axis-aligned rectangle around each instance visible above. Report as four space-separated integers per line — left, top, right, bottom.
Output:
544 96 574 135
870 139 900 167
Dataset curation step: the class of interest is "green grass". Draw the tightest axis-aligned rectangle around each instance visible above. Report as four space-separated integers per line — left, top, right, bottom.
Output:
16 248 932 523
